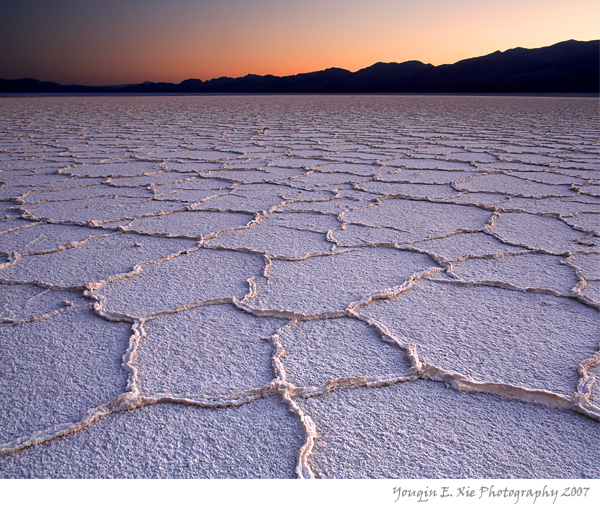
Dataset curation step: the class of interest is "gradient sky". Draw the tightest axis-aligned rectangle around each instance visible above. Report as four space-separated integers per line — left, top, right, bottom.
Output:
1 0 598 85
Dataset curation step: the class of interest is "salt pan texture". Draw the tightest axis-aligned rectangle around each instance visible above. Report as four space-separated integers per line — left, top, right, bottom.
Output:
0 96 598 478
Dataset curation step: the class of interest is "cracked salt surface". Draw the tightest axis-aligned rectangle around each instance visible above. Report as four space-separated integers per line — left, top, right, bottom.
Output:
0 95 598 479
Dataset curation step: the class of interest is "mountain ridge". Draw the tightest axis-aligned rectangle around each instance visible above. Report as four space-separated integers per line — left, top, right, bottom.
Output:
1 39 598 94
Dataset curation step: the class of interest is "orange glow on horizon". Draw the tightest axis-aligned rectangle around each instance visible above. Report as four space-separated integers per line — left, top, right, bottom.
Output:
1 0 598 85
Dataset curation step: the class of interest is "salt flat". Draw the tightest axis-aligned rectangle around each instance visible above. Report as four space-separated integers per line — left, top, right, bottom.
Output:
0 95 598 478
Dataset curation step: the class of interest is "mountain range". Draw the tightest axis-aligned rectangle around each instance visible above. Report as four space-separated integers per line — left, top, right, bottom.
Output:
1 39 598 94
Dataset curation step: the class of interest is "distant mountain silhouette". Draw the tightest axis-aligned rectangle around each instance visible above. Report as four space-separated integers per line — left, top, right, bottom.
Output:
1 39 598 94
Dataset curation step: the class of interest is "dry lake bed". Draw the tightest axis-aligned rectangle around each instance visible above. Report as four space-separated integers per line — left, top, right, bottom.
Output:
0 95 598 478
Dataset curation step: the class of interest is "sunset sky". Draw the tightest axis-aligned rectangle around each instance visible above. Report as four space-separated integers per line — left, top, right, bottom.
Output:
1 0 598 85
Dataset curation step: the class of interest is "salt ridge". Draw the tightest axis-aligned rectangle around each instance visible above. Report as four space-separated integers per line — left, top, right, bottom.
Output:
0 95 598 478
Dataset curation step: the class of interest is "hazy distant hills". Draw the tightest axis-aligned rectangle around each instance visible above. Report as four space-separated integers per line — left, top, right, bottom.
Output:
1 39 598 94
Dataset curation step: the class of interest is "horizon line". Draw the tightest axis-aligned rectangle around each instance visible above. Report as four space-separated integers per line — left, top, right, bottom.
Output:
3 37 597 88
